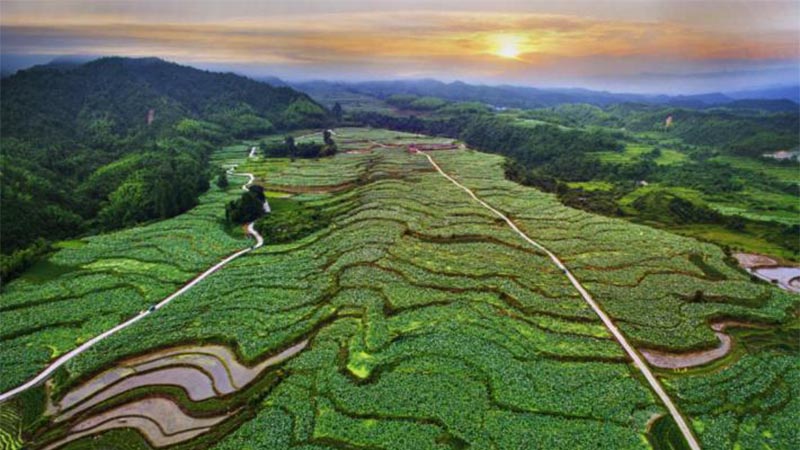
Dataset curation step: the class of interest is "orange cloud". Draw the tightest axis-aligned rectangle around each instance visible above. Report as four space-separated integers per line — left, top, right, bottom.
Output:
2 10 797 68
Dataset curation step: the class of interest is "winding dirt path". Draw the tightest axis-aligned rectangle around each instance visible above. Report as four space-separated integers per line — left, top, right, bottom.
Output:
0 170 266 403
641 331 731 369
420 152 702 450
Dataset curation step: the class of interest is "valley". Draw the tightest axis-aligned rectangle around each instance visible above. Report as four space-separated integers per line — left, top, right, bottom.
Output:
2 2 799 448
1 128 796 450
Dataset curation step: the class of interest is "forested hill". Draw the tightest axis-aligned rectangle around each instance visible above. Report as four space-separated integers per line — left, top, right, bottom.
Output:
0 57 329 277
1 57 324 143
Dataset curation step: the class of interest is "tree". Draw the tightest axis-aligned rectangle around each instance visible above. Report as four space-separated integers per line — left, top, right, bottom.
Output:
332 102 343 122
225 186 265 224
321 129 337 157
216 169 229 188
248 185 266 202
285 135 297 161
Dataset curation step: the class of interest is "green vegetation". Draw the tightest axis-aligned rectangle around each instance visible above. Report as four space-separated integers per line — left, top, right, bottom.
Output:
0 144 252 393
349 93 799 260
608 104 798 158
226 186 266 224
0 57 329 276
0 401 23 450
6 129 797 450
386 94 449 111
254 198 336 244
647 416 690 450
594 143 688 166
665 354 799 450
261 133 338 159
1 46 796 450
0 239 51 283
215 169 229 188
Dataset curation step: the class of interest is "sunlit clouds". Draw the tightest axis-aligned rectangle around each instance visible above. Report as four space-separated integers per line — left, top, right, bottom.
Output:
1 1 798 92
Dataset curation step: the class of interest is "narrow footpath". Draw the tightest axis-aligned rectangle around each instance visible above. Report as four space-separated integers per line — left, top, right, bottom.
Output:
0 170 266 403
421 152 703 450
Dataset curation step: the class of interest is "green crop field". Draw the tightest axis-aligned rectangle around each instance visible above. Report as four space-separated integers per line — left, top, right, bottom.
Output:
0 144 252 394
593 143 688 166
712 155 800 186
567 180 616 191
2 129 797 450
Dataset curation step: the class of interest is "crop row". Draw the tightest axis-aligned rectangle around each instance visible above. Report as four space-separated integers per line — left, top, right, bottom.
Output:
14 129 797 450
430 149 796 350
34 140 667 449
0 150 251 393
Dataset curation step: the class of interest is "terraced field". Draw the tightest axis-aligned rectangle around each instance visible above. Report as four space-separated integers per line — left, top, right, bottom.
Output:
1 129 797 449
0 144 252 393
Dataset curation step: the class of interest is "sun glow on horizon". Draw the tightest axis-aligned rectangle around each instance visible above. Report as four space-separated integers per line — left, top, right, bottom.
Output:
492 34 525 60
1 5 796 88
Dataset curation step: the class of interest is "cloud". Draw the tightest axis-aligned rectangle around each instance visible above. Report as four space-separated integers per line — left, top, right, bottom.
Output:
1 8 797 89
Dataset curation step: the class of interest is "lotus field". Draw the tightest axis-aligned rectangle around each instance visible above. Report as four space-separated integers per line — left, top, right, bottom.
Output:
0 129 797 450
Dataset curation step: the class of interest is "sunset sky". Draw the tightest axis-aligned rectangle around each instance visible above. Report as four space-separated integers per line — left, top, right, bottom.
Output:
1 0 798 93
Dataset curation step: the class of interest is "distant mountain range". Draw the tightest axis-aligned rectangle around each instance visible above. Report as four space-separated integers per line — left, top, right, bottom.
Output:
282 78 799 112
4 55 796 111
722 85 800 102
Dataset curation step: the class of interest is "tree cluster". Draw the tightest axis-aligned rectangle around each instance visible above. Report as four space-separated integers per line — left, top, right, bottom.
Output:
261 133 338 159
226 185 266 225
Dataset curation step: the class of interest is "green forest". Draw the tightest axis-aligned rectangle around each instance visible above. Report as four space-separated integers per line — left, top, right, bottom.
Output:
0 57 330 280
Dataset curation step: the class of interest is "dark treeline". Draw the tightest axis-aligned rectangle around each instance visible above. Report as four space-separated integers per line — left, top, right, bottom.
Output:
1 57 330 281
459 115 623 181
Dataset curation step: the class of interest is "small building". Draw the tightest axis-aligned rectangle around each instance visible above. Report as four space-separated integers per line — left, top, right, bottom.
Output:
763 150 799 161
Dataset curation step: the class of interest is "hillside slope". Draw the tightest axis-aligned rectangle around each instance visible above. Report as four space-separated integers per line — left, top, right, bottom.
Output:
0 57 328 261
2 129 796 450
1 57 324 143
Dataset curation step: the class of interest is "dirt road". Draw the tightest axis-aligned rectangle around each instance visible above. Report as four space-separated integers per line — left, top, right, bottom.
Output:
0 170 266 403
421 152 702 450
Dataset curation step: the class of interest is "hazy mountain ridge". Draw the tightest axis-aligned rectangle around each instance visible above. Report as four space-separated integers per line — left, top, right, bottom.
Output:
290 78 800 111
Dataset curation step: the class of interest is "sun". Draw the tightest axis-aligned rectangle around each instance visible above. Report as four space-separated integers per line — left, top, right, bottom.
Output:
492 34 524 59
497 41 520 59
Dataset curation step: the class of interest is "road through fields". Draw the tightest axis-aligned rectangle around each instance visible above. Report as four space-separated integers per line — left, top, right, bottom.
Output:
421 151 702 450
0 171 265 403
